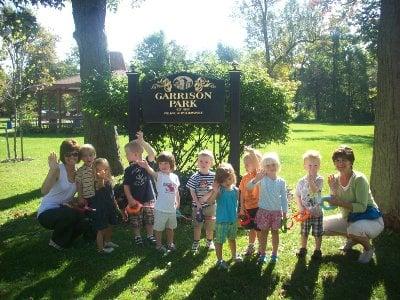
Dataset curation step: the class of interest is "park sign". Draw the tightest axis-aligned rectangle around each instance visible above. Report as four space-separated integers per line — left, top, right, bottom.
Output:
142 72 225 123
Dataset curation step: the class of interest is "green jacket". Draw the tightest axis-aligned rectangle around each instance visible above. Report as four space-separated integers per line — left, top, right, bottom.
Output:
335 171 377 218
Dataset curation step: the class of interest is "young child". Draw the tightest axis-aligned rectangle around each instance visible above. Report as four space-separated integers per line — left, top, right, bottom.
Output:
239 147 262 256
247 152 288 264
186 150 216 253
91 158 119 253
75 144 96 208
123 131 157 246
140 151 180 254
295 150 323 260
207 163 242 270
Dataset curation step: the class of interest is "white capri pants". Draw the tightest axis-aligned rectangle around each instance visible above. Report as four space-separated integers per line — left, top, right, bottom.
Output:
323 214 384 239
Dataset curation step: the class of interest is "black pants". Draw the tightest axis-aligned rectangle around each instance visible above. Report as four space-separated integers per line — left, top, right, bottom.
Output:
38 206 89 248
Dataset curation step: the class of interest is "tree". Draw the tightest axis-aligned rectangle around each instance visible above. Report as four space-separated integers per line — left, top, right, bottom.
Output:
371 0 400 231
216 42 240 63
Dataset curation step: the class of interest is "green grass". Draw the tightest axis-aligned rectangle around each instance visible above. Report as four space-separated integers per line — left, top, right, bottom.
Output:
1 123 399 299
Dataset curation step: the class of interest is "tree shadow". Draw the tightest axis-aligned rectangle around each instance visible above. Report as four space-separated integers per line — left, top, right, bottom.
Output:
299 134 373 146
93 224 208 299
374 231 400 299
0 212 137 299
282 256 322 298
187 258 279 299
0 188 41 211
320 252 378 299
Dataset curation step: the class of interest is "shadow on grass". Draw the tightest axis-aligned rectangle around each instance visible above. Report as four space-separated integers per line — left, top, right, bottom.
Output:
299 134 373 146
187 257 279 299
0 213 135 299
282 256 321 298
0 188 41 212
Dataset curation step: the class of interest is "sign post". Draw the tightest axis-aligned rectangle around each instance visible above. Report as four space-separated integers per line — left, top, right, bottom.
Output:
127 71 140 141
229 66 241 178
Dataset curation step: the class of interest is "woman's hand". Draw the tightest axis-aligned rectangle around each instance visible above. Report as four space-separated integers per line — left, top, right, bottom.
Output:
48 152 59 170
328 174 338 195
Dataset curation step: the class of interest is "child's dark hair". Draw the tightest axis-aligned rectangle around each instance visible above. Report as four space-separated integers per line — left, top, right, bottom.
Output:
215 163 236 185
156 151 176 171
332 145 355 165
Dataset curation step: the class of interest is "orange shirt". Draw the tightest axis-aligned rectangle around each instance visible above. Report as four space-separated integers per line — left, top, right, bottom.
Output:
239 171 260 209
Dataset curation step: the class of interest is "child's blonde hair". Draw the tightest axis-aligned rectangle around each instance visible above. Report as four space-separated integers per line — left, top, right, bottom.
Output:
79 144 96 160
124 140 143 154
261 152 281 170
215 163 236 185
302 150 321 163
93 158 113 189
198 149 214 165
243 148 262 162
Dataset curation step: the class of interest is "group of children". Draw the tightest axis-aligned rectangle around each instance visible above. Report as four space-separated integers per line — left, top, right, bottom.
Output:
73 131 325 270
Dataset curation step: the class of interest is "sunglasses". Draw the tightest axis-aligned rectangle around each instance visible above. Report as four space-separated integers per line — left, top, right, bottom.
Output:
65 152 79 157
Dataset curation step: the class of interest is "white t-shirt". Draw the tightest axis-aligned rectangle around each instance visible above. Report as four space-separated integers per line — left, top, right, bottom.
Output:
295 175 323 217
37 163 77 216
154 172 180 213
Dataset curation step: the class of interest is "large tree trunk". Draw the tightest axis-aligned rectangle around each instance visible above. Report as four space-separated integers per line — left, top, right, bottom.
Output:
71 0 123 175
371 0 400 232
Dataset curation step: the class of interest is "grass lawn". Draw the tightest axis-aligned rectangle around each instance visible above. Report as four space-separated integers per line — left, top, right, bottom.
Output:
0 123 399 299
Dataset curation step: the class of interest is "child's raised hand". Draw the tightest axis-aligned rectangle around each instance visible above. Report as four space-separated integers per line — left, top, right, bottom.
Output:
48 152 59 170
137 159 149 169
254 169 265 182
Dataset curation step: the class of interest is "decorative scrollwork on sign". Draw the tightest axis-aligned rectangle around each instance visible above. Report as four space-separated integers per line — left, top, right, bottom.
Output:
151 78 172 92
194 77 216 92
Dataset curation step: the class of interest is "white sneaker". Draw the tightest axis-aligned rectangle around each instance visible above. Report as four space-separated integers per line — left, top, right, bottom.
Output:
99 247 114 254
206 240 215 250
49 239 63 251
232 255 243 262
340 239 356 252
105 242 119 248
358 248 374 264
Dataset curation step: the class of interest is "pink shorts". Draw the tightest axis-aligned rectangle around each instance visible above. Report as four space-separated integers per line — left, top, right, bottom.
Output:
256 209 282 230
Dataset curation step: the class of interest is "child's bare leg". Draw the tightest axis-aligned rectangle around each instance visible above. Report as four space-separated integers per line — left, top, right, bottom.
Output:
194 224 201 241
228 239 237 258
154 230 162 248
166 228 174 245
132 227 141 237
271 229 279 255
249 229 257 244
205 220 214 240
215 242 223 261
258 229 267 254
315 236 322 251
96 230 105 251
301 235 308 249
145 224 154 237
104 226 112 243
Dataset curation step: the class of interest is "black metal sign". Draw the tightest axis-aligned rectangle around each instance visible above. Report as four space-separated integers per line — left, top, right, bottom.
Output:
142 72 225 123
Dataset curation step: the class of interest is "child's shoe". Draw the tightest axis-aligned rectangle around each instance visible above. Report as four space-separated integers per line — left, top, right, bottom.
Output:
105 241 119 248
232 255 243 263
311 249 322 260
191 240 200 253
98 247 114 254
296 247 307 258
134 236 143 246
49 239 64 251
257 254 267 265
244 244 255 256
167 243 176 252
146 235 157 245
156 245 170 256
216 260 229 270
270 254 278 263
206 239 215 250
